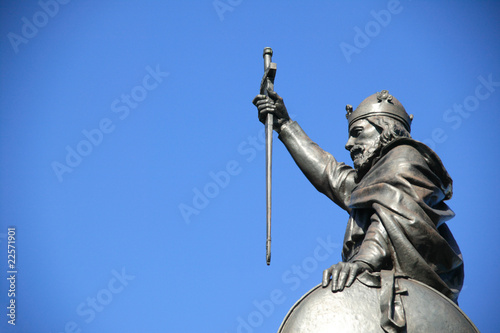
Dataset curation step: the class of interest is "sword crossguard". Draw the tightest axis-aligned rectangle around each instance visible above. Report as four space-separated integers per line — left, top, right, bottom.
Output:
260 63 277 95
261 47 277 95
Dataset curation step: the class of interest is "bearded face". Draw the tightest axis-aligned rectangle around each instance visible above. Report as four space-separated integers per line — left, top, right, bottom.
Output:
345 119 382 175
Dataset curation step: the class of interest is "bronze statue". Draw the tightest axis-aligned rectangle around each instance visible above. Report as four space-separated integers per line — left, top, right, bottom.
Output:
252 51 477 332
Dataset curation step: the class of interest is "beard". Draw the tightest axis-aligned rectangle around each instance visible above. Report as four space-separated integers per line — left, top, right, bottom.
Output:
350 136 382 178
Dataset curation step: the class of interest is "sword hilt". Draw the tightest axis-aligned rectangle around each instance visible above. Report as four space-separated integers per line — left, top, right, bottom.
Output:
261 48 277 95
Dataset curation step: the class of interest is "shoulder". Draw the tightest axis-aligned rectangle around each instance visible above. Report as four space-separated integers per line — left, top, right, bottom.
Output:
371 140 427 175
377 138 453 199
383 141 425 162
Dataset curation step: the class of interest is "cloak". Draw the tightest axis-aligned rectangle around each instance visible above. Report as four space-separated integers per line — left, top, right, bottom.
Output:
347 138 464 302
278 121 464 303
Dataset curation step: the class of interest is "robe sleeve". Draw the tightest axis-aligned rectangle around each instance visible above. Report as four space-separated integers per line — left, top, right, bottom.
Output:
352 213 391 270
278 121 357 212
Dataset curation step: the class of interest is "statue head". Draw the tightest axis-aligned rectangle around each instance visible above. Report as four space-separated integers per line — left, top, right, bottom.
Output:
345 90 413 176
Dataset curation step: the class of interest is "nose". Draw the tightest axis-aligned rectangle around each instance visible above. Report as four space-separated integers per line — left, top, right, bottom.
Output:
345 137 354 151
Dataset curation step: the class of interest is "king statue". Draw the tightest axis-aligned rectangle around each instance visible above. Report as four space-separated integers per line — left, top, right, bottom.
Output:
252 88 477 332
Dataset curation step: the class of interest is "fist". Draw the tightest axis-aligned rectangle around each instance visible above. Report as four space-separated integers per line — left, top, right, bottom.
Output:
252 89 291 132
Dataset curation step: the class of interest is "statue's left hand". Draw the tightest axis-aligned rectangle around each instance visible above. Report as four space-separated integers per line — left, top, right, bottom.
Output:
322 261 372 292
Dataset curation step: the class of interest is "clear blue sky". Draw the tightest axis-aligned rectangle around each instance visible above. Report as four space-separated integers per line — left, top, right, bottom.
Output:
1 1 499 332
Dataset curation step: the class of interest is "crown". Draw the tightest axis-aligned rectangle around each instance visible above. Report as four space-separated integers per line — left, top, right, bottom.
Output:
346 90 413 132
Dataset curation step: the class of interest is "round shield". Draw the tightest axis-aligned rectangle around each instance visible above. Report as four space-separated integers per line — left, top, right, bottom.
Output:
278 279 478 333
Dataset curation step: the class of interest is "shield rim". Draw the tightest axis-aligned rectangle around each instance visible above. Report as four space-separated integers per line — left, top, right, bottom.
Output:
278 278 479 333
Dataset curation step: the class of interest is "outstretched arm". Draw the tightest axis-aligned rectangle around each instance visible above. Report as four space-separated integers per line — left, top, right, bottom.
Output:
279 121 356 211
253 90 357 211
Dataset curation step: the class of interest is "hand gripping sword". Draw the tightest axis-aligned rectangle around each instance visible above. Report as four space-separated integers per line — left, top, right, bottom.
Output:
260 47 277 265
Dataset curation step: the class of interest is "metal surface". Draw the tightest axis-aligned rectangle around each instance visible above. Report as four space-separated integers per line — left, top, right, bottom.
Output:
279 279 479 333
261 47 276 265
252 79 474 330
346 90 413 131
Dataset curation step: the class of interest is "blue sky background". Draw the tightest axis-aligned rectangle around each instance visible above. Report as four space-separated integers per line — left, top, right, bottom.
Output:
1 1 499 332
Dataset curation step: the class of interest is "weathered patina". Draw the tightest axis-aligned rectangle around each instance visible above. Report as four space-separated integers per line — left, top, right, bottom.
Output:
253 84 472 332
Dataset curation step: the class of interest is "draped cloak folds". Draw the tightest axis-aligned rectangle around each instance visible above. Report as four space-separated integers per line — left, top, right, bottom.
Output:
278 121 464 303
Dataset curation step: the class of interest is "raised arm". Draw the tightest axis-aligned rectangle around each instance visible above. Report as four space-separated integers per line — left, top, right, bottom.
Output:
252 90 357 212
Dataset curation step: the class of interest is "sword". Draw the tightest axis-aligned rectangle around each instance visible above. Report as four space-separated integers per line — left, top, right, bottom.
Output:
260 47 277 265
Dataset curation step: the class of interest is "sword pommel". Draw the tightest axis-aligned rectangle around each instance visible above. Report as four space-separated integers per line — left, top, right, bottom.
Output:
263 47 273 58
